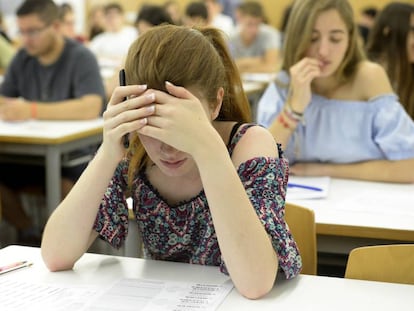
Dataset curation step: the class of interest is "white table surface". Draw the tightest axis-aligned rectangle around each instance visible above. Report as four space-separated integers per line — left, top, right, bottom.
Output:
1 245 413 311
288 178 414 239
0 119 103 140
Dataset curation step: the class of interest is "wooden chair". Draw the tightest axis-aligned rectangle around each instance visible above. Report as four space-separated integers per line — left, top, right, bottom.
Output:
345 244 414 285
285 202 317 275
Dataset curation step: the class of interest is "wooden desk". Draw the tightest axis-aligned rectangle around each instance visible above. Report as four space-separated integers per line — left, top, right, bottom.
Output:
0 245 413 310
287 178 414 254
0 119 103 215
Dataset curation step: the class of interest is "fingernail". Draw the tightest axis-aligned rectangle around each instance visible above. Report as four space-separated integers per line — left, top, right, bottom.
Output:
139 118 147 125
146 93 155 101
146 105 155 113
138 84 147 90
165 81 173 87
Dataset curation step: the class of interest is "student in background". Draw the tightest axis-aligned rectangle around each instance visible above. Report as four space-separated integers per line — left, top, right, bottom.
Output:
41 25 302 299
86 4 105 41
357 7 377 46
58 3 85 43
257 0 414 183
163 0 183 26
220 0 242 22
204 0 234 36
184 2 209 27
366 2 414 120
0 0 105 245
135 5 173 35
88 3 137 69
229 1 281 73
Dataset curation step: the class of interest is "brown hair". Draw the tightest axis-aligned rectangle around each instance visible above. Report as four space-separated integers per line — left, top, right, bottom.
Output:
282 0 365 84
366 2 414 119
17 0 59 25
238 1 265 19
124 25 251 186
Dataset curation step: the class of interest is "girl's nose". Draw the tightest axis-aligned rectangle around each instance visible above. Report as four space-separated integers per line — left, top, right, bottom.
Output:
160 143 178 154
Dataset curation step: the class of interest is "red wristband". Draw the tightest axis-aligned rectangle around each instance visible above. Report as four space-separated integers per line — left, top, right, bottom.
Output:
278 114 292 130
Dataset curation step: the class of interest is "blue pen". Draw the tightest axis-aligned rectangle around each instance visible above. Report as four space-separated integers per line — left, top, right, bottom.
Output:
287 183 323 192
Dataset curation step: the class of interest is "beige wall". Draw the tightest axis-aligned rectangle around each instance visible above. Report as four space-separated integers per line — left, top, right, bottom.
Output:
86 0 414 30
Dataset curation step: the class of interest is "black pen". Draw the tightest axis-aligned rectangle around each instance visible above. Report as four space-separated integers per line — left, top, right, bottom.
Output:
119 69 130 149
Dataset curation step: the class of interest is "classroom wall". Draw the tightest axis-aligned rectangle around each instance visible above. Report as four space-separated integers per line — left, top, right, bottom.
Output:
85 0 414 31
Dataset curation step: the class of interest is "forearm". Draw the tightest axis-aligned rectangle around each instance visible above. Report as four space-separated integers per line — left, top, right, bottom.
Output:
312 158 414 183
34 95 102 120
268 101 302 149
194 135 278 299
41 148 120 270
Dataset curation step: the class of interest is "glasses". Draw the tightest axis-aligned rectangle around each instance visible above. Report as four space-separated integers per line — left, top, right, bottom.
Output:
18 24 51 39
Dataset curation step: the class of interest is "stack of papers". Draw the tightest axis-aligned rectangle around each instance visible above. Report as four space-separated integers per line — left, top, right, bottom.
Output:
286 176 330 200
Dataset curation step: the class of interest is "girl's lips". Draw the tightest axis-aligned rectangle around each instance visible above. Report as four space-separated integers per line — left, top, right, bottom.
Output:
160 158 186 169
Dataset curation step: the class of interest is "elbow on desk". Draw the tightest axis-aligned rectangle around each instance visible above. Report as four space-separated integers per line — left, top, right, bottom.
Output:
41 248 75 272
237 280 274 300
235 272 275 300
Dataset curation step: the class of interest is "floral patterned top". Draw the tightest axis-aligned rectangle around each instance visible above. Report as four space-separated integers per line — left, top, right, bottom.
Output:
93 123 302 279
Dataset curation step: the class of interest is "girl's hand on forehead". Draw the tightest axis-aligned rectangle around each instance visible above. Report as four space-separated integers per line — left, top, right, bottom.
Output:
101 84 156 161
138 81 217 156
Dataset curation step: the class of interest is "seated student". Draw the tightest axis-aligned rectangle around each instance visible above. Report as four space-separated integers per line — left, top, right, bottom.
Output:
135 4 174 35
0 0 105 244
366 2 414 120
257 0 414 184
357 7 377 46
58 3 85 43
41 25 302 299
204 0 234 36
183 2 209 28
88 3 137 69
86 4 105 41
229 1 281 73
103 5 173 100
163 0 183 26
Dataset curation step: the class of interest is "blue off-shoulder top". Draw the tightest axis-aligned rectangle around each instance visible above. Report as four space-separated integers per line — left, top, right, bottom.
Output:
257 71 414 164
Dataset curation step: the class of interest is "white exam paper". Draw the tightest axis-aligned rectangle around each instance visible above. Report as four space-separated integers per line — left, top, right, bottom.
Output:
84 278 234 311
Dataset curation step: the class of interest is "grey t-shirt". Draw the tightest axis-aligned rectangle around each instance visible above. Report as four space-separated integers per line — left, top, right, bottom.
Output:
229 24 281 59
1 38 105 104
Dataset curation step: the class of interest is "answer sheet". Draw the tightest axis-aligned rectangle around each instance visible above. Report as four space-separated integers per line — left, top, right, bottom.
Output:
84 278 234 311
0 278 97 310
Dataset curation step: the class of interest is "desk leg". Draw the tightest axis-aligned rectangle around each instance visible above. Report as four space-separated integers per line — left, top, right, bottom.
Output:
45 146 61 216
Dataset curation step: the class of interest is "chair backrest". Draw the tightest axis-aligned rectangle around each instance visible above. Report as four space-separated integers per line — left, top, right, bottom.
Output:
345 244 414 284
284 202 317 275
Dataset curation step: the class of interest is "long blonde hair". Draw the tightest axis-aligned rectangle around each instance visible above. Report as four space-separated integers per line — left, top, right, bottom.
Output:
124 25 251 186
282 0 365 83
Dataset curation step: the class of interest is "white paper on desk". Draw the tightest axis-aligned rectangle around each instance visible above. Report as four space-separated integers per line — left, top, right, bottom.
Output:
241 72 277 83
0 278 97 311
286 176 330 200
84 278 234 311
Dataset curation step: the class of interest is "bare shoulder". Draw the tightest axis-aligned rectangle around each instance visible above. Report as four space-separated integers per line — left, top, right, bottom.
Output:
353 61 393 100
231 125 279 168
